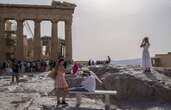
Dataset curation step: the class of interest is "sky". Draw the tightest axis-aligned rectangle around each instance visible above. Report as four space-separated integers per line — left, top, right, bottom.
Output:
0 0 171 61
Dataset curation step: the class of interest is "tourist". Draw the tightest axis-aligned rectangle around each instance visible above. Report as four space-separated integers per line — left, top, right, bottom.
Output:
0 62 2 74
27 62 31 72
106 56 111 64
17 61 22 73
30 62 33 72
0 62 6 74
72 62 79 76
140 37 152 73
49 60 56 70
70 72 96 92
88 59 91 66
32 62 36 72
64 60 68 69
70 70 102 92
6 62 13 75
2 62 7 72
11 61 19 83
92 60 95 65
54 59 69 105
21 61 25 73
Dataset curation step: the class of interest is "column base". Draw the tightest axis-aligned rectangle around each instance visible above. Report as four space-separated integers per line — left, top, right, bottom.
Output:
105 105 110 110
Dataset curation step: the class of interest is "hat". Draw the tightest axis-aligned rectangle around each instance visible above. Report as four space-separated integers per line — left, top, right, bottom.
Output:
81 67 89 71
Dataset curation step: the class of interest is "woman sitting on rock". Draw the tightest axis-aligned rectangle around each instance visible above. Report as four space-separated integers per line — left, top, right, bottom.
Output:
70 70 103 92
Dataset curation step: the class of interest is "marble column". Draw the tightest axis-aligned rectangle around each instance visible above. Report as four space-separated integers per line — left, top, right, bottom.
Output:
16 19 24 61
51 19 59 60
0 18 5 62
65 19 72 62
33 19 42 60
0 19 4 33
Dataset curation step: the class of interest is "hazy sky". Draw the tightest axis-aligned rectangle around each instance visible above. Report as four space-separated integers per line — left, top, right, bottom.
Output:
0 0 171 60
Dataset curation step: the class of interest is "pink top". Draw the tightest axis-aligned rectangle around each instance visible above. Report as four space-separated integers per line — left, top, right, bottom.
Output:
55 66 68 89
72 63 79 75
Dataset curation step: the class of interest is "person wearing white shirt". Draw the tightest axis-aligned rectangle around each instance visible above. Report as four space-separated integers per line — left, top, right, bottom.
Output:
70 71 102 92
81 74 96 92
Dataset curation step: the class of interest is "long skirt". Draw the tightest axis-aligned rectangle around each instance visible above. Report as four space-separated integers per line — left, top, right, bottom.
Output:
142 50 152 70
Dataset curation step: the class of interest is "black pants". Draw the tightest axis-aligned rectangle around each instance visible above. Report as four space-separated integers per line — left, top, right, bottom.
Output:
12 73 19 83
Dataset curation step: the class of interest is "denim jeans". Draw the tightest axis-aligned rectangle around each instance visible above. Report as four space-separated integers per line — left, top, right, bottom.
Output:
69 87 89 92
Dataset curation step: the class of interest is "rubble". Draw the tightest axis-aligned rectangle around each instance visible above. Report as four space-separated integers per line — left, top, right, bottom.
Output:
0 65 171 110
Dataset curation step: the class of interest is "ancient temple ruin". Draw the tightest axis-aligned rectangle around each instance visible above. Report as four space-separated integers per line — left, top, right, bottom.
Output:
152 52 171 67
0 1 76 62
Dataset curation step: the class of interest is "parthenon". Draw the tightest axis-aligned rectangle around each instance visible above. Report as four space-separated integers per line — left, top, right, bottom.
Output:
0 1 76 62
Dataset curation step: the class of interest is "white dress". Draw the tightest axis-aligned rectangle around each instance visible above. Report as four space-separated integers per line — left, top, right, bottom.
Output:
142 43 152 70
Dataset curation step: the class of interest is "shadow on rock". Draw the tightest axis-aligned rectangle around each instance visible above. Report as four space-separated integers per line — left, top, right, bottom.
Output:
42 105 103 110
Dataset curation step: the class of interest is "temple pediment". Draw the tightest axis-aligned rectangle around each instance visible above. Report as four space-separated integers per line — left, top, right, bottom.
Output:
51 1 76 8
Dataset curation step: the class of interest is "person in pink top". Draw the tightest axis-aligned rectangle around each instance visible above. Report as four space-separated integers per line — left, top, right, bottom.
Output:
54 59 69 105
72 62 79 76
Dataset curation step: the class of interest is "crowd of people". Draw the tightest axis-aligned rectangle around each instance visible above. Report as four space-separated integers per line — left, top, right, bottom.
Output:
88 56 111 66
0 60 55 74
0 59 72 83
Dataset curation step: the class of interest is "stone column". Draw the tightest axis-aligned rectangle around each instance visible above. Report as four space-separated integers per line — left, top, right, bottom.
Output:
0 18 5 62
65 19 72 62
33 19 42 60
16 19 24 61
0 19 5 33
46 40 51 57
51 19 59 60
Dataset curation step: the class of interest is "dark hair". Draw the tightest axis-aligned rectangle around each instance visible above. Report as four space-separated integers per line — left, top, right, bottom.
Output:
58 59 64 64
55 59 64 71
144 37 148 42
143 37 150 45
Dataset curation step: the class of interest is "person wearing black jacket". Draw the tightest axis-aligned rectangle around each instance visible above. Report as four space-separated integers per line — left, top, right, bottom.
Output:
11 61 19 83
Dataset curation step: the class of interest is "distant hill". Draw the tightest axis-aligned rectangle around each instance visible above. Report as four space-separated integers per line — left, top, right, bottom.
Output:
112 58 141 65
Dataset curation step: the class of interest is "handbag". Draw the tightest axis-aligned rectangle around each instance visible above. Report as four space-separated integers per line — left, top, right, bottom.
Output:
48 69 56 80
64 86 69 93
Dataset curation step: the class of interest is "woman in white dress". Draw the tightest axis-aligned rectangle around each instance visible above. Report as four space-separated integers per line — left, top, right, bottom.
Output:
140 37 152 73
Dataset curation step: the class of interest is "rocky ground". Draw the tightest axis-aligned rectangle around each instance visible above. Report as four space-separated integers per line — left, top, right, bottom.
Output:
0 72 106 110
90 65 171 110
0 65 171 110
154 67 171 78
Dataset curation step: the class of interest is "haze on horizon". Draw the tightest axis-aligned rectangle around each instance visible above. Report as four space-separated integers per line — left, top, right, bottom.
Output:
0 0 171 61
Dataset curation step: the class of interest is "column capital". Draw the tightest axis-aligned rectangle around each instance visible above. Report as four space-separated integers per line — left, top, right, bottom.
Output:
16 18 24 22
65 18 72 25
51 19 59 23
34 19 42 23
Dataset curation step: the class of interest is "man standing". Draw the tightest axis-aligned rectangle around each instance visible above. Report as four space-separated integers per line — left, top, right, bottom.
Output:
11 61 19 84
